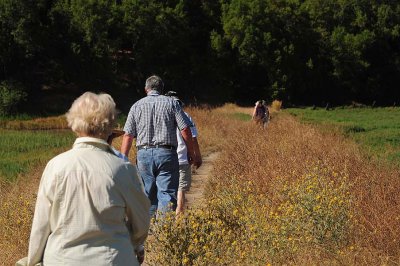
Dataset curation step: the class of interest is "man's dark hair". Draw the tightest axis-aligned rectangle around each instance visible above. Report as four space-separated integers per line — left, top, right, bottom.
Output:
145 75 164 92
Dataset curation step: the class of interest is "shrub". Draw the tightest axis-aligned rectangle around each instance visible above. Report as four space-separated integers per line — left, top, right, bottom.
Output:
147 167 354 265
272 168 353 253
0 80 27 116
271 100 282 111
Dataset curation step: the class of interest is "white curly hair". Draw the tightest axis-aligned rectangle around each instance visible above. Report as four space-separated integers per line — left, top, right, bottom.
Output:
66 92 117 139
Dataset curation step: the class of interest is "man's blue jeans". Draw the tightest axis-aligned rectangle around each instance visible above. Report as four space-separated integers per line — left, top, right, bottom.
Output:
137 147 179 218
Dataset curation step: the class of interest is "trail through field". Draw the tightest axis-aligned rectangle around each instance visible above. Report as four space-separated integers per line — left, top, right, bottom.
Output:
185 151 220 209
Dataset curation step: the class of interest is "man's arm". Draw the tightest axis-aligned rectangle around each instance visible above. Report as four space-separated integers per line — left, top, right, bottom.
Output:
192 137 202 168
121 134 135 157
180 127 195 165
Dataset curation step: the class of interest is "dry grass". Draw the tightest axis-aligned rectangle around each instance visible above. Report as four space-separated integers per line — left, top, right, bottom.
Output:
0 168 41 265
225 109 399 263
0 115 68 130
0 116 71 265
150 104 400 265
1 104 399 265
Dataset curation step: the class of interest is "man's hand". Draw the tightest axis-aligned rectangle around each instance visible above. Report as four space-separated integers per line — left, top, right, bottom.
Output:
136 250 145 264
135 245 145 264
194 157 202 168
188 155 194 165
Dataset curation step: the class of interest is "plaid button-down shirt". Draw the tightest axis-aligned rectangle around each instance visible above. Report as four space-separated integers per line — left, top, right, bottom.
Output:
123 91 191 147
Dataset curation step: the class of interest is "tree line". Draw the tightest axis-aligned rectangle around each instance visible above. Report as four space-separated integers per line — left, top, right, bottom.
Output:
1 0 399 114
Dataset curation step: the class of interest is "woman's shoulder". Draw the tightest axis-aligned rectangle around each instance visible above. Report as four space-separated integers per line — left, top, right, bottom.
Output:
46 149 74 166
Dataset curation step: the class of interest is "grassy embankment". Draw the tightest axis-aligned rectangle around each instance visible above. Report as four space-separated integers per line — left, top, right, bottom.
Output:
1 104 399 265
285 107 400 166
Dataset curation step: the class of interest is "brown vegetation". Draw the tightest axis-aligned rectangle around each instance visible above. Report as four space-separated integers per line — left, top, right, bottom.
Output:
0 116 68 130
150 105 400 265
1 104 399 265
0 169 40 265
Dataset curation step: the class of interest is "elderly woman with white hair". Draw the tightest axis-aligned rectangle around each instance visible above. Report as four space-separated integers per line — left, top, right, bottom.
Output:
26 92 150 266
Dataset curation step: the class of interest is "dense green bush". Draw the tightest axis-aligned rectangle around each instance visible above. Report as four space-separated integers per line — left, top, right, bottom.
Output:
1 0 400 110
0 80 27 116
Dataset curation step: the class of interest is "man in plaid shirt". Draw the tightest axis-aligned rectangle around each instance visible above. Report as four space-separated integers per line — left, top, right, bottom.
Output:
121 75 195 218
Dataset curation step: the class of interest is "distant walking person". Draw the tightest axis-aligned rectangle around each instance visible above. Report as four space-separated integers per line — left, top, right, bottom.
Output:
165 91 202 215
121 75 195 218
27 92 150 266
261 100 270 127
252 100 269 129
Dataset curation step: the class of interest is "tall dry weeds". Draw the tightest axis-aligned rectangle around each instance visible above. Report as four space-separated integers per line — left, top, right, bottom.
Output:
205 108 400 264
1 104 399 265
0 170 41 265
149 104 399 265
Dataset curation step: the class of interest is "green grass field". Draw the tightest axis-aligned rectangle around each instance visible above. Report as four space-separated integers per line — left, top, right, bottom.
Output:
286 107 400 165
0 113 129 182
0 130 74 182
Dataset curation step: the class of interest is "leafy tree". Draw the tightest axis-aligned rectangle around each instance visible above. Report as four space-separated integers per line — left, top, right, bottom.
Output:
1 0 400 112
0 80 27 115
213 0 322 104
305 0 400 104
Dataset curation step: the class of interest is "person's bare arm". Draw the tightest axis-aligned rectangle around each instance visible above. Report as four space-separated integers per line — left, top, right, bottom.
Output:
192 137 202 168
180 127 195 165
252 107 257 120
121 134 135 157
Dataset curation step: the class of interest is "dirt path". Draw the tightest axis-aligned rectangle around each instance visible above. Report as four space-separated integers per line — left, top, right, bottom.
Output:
185 151 220 209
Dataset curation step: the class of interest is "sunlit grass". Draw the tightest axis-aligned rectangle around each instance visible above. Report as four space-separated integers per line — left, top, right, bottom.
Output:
1 104 400 265
148 105 400 265
286 107 400 165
